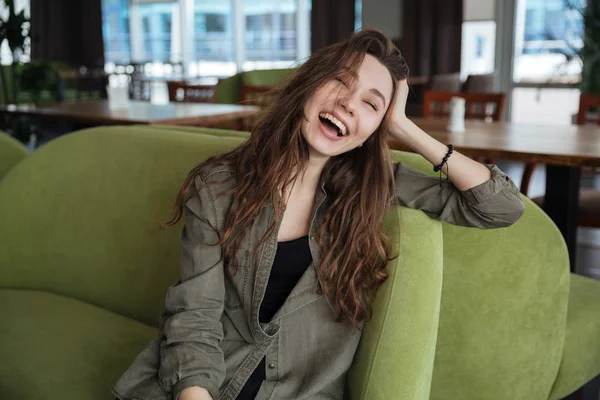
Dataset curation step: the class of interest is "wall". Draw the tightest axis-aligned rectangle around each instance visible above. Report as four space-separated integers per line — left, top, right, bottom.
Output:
463 0 496 21
361 0 403 39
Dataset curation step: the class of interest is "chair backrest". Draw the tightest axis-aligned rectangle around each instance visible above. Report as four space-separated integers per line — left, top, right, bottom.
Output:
577 94 600 125
240 85 277 130
429 73 462 92
129 78 152 101
461 73 495 93
423 91 506 122
167 81 217 103
0 131 28 180
241 84 276 107
214 68 293 104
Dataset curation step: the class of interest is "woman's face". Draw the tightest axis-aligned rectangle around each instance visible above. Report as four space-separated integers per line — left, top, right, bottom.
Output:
301 54 394 159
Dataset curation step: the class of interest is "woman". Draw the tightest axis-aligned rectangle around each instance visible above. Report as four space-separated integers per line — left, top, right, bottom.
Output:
113 28 524 400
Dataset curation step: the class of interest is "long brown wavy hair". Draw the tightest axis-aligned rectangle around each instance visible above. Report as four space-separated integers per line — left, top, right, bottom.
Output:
164 28 409 328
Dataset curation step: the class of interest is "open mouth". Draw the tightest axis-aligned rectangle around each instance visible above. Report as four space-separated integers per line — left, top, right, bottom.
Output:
318 112 348 137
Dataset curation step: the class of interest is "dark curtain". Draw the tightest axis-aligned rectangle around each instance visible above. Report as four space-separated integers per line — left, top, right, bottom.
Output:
310 0 356 53
396 0 463 77
30 0 105 68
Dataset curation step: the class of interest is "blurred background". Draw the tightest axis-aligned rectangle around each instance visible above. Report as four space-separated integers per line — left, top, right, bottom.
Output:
0 0 594 126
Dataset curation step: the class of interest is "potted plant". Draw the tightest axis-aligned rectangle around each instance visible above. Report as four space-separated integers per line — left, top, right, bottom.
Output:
18 61 62 104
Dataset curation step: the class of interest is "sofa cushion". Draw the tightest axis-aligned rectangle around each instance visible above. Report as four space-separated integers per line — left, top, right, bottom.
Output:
549 274 600 399
0 289 156 399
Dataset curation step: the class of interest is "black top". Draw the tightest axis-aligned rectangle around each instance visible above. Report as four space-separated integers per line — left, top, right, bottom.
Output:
236 235 313 400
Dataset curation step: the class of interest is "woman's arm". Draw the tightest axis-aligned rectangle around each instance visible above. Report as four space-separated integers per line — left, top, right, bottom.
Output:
390 117 492 191
388 80 492 191
386 80 524 228
158 176 226 400
178 386 214 400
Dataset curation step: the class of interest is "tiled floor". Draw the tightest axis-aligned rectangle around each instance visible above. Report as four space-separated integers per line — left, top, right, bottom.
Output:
496 161 600 400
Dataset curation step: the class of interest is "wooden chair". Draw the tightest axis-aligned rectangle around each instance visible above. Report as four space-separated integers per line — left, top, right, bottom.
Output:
423 91 536 195
423 91 506 122
530 94 600 228
429 73 462 93
167 81 217 104
461 73 495 93
240 85 276 130
577 94 600 125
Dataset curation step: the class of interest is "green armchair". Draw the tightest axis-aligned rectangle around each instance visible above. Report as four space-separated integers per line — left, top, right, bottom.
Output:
214 68 294 105
396 152 600 399
0 125 598 399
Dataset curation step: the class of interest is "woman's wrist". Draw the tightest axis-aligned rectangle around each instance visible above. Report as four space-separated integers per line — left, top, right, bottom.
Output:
178 386 213 400
389 116 415 143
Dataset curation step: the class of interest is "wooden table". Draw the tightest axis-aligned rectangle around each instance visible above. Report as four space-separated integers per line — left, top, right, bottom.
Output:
408 76 429 86
0 100 259 127
389 118 600 272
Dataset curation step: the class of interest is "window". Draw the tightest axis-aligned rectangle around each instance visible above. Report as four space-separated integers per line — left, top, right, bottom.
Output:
513 0 584 84
102 0 130 64
243 0 298 70
354 0 361 31
135 2 177 63
191 1 235 77
509 0 585 125
103 0 312 78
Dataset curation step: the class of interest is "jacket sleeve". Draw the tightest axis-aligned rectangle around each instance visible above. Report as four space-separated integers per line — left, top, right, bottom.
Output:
393 161 525 228
158 177 226 400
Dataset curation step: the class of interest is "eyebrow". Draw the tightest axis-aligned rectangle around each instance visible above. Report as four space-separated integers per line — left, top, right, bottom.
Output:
370 88 387 108
340 69 388 108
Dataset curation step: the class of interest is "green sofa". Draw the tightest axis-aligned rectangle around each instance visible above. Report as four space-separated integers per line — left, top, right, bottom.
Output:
214 68 294 105
0 125 598 399
0 131 28 180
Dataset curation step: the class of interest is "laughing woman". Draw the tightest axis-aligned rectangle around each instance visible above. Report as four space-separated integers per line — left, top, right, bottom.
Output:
113 28 524 400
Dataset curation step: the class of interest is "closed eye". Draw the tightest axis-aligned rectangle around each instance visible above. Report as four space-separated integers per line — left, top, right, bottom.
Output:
366 101 377 111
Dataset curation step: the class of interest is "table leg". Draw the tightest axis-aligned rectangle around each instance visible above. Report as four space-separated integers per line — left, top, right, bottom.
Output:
544 165 581 273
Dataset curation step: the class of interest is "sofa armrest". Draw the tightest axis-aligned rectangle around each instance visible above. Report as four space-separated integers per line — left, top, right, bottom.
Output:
347 205 444 400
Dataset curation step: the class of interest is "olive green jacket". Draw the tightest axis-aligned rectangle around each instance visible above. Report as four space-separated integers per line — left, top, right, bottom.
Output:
113 161 524 400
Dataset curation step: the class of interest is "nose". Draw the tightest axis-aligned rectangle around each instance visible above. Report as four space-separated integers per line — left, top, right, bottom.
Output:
338 91 356 116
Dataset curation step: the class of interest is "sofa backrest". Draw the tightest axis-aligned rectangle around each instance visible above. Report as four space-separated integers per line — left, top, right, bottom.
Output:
0 126 249 326
0 132 28 180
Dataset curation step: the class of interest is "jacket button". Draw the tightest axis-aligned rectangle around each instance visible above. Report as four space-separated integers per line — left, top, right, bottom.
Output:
268 363 276 369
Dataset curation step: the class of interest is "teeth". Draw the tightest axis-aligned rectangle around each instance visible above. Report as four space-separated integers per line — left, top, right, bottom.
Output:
319 112 348 136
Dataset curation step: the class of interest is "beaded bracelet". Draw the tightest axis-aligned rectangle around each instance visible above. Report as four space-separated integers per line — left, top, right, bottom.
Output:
433 144 454 186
